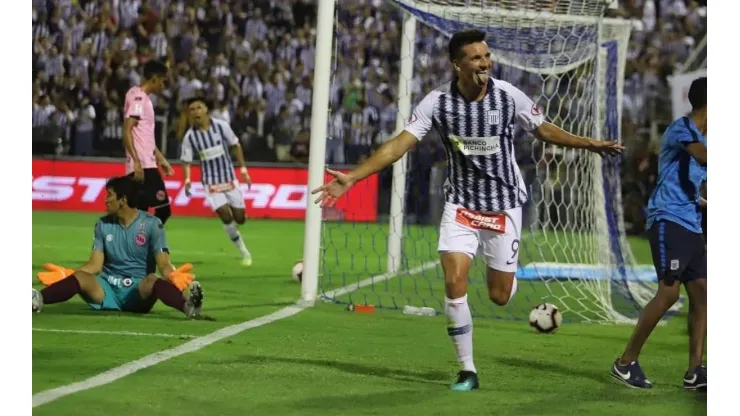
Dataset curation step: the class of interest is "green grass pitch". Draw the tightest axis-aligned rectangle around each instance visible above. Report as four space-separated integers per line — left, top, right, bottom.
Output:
32 211 706 415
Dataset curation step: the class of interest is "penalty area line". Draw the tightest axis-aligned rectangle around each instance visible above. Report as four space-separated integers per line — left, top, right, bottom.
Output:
32 328 198 339
31 259 440 408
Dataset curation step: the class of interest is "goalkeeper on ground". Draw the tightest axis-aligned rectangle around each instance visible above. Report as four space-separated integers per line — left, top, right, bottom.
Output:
32 176 205 319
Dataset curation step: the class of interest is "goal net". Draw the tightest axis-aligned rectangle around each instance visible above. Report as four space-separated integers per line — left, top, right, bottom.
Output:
317 0 666 323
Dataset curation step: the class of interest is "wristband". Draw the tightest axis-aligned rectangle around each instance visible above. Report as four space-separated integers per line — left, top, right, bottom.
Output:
240 167 248 174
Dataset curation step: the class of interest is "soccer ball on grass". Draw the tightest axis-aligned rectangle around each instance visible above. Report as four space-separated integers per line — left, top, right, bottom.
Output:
528 303 563 333
291 260 303 282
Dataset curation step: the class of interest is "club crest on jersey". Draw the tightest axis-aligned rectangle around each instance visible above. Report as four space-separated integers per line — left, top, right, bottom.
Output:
531 105 542 116
135 233 147 246
487 110 500 125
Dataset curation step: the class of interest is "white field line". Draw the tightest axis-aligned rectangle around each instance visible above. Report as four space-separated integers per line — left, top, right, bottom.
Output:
32 328 197 339
31 259 441 408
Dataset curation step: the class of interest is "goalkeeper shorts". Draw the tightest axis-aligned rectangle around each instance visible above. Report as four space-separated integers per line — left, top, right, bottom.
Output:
85 273 156 313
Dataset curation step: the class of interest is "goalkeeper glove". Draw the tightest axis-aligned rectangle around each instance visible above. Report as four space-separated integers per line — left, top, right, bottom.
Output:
37 263 75 286
168 263 195 291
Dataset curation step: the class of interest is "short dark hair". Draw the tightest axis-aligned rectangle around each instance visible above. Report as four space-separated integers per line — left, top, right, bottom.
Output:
448 29 487 61
185 96 209 109
143 59 168 80
688 77 707 111
106 176 140 208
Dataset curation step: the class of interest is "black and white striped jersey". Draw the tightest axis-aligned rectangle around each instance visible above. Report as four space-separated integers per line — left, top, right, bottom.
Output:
181 118 240 186
405 77 544 212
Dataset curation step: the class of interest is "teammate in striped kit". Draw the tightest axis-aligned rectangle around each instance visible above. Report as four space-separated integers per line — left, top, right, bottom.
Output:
181 97 254 266
312 29 623 390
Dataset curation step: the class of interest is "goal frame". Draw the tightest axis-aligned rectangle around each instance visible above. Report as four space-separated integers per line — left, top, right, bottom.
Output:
301 1 635 317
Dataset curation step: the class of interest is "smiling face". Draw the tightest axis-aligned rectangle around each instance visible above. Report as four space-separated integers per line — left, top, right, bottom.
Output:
453 41 492 89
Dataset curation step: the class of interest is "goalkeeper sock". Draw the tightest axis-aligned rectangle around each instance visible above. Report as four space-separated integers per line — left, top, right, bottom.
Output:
223 221 250 258
40 275 81 304
445 294 476 373
153 279 185 312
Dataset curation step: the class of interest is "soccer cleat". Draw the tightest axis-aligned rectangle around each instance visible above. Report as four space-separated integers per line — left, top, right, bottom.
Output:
32 289 43 313
450 370 479 391
185 281 203 319
610 358 653 389
241 255 253 267
683 365 707 391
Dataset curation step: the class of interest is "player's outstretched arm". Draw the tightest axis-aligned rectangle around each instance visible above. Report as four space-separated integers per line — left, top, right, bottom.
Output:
313 89 436 206
347 131 418 184
311 131 418 207
533 122 624 156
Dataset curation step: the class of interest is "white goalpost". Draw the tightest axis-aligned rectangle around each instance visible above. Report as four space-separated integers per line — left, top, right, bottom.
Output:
303 0 666 323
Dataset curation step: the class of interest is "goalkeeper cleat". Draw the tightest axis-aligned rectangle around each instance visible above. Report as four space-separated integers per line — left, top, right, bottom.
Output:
241 255 253 267
450 370 479 391
32 289 43 313
185 281 203 319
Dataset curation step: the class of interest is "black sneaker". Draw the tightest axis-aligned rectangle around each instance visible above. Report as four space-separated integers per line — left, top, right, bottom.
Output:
610 358 653 389
450 370 480 391
683 365 707 391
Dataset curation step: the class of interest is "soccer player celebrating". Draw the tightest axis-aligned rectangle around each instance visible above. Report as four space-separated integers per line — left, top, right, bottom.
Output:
32 176 204 318
181 97 253 266
611 77 707 391
123 59 174 225
312 29 623 391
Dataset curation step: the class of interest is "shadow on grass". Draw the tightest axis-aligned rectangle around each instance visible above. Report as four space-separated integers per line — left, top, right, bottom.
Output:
233 353 450 386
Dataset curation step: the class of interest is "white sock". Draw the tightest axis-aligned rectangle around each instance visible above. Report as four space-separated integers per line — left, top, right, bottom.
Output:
223 222 250 258
508 277 518 303
445 294 476 373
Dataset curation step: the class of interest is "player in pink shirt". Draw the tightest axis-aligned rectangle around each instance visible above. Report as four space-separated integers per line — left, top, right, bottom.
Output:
123 60 174 225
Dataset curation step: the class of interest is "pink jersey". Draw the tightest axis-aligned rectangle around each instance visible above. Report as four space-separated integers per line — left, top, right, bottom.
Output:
123 86 158 173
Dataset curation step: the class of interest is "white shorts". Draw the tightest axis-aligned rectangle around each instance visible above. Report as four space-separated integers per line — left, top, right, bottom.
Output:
204 182 245 212
437 202 522 272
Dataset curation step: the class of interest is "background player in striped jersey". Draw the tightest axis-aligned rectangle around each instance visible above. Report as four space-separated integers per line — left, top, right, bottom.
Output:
33 176 204 319
181 97 254 266
123 59 174 225
611 77 707 391
313 29 623 391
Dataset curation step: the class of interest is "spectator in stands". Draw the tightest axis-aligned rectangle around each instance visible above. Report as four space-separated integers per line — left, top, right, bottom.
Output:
31 0 705 228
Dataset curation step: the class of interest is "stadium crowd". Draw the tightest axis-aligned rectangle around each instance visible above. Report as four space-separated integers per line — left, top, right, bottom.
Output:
31 0 706 231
